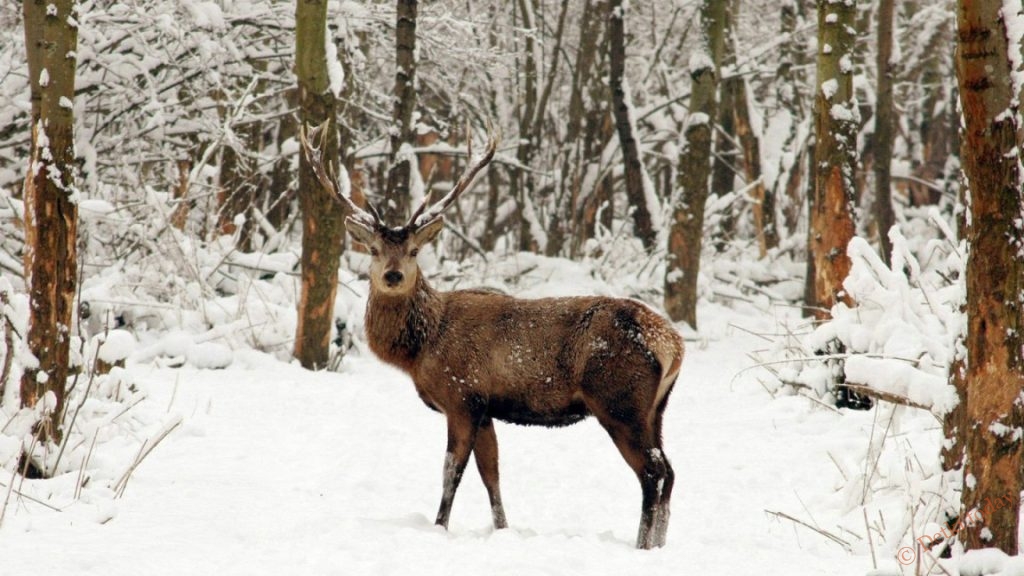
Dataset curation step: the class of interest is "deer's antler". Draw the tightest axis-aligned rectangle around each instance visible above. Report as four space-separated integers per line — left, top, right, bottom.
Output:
407 125 498 229
299 120 379 229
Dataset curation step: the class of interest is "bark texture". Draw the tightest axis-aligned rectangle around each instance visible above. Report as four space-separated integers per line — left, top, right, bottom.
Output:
383 0 418 223
713 0 775 257
954 0 1024 553
664 0 725 328
873 0 896 263
809 0 857 319
21 0 80 446
294 0 345 370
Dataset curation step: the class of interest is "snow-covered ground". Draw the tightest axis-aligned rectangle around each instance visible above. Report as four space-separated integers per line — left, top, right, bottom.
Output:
2 296 907 576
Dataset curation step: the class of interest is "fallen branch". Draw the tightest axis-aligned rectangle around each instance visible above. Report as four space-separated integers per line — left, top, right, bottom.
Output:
841 382 937 415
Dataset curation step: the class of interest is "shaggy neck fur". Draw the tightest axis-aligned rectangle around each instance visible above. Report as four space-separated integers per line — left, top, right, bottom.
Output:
364 274 442 372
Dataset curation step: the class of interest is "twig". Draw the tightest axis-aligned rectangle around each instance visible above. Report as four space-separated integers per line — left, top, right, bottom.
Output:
113 416 183 498
920 542 956 576
75 430 99 500
0 290 13 400
764 509 852 552
828 451 848 481
52 327 107 475
729 322 774 343
862 406 897 505
0 479 64 514
864 508 877 570
0 461 17 528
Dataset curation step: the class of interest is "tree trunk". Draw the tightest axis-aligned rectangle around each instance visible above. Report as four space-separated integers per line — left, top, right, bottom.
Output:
711 0 738 252
808 0 857 320
608 0 657 250
267 92 299 231
514 0 540 252
664 0 726 329
735 78 776 257
776 0 810 238
572 0 614 257
873 0 896 263
954 0 1024 553
383 0 418 223
216 120 260 251
294 0 345 370
21 0 80 449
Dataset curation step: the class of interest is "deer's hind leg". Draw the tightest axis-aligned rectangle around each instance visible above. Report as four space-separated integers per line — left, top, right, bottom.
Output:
588 402 671 550
473 416 508 529
648 408 674 548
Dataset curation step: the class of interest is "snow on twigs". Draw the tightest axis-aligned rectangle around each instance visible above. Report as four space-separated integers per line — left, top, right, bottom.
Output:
755 208 965 570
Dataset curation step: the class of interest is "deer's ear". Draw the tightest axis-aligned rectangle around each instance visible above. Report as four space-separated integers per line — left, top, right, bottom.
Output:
345 216 376 246
413 217 445 246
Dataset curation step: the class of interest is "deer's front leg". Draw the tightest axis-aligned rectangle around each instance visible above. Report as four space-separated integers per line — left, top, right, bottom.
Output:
473 417 508 529
435 414 478 529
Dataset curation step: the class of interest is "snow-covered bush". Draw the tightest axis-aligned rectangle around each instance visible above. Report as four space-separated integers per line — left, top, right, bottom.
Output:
756 206 966 562
762 208 962 413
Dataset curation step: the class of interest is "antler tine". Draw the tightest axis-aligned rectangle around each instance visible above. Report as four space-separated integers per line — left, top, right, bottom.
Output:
298 120 378 228
408 123 498 229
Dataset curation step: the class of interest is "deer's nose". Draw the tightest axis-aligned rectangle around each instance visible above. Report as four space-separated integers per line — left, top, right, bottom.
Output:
383 270 404 287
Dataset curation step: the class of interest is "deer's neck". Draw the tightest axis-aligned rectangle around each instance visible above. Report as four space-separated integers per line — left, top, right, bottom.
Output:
365 275 442 372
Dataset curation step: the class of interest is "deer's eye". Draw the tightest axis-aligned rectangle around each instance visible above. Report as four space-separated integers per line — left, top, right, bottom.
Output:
410 248 419 257
370 247 379 256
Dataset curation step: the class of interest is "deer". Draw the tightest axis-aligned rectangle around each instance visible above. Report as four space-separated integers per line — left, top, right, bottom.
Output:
299 121 684 549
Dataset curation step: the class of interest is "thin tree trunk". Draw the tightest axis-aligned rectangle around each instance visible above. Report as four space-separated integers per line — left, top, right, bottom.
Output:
873 0 896 263
21 0 80 449
734 78 775 257
954 0 1024 553
267 92 298 230
711 84 738 251
294 0 345 370
809 0 857 320
609 0 657 250
514 0 539 251
777 0 810 238
665 0 726 328
170 158 192 230
572 0 614 257
216 121 260 251
383 0 418 223
711 0 738 251
537 0 572 257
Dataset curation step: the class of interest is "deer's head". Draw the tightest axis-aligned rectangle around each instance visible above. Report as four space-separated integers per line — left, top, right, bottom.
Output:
299 121 496 296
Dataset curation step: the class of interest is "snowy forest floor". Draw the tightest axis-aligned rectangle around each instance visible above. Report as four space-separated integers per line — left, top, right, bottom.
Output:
4 299 903 575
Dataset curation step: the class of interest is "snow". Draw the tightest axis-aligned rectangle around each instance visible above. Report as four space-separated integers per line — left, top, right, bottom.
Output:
2 302 875 576
839 55 853 74
182 1 225 29
821 79 838 100
96 329 136 363
1003 0 1024 103
325 25 345 98
830 103 856 122
688 51 713 75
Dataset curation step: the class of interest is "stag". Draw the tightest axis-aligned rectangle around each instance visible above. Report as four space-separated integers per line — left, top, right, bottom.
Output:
299 121 684 549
